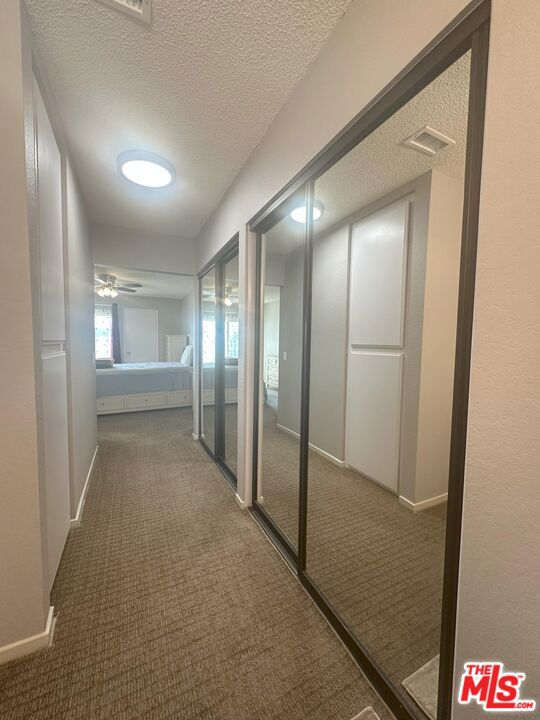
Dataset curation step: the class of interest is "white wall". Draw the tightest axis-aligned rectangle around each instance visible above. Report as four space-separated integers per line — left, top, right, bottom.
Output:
65 158 98 516
193 0 540 710
0 0 49 649
97 294 190 361
92 222 196 275
178 291 195 342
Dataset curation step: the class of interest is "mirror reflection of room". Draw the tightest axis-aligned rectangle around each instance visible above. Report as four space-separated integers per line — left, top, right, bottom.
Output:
257 51 471 720
259 205 306 548
200 267 217 452
223 254 240 475
94 266 195 425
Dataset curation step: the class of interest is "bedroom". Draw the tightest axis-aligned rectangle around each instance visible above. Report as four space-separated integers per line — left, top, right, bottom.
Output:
94 266 196 416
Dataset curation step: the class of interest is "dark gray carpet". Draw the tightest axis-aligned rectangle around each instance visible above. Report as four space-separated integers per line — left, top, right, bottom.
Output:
0 408 392 720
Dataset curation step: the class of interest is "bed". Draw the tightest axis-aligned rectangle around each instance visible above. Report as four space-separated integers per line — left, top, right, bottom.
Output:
96 362 238 414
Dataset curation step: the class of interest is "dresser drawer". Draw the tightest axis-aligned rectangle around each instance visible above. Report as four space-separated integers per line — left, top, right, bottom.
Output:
97 395 125 413
167 389 192 407
202 389 215 404
126 392 166 410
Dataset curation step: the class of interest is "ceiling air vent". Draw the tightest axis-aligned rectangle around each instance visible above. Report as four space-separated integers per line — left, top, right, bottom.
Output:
98 0 151 25
401 125 456 156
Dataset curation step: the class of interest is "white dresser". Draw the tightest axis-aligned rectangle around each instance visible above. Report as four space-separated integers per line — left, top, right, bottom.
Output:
264 355 279 390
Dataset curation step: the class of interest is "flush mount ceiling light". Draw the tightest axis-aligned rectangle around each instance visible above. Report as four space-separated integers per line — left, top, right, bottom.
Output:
290 201 324 224
117 150 175 188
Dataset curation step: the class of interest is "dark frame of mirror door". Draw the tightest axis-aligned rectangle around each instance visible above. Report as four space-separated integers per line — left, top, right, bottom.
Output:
198 234 240 488
249 2 490 720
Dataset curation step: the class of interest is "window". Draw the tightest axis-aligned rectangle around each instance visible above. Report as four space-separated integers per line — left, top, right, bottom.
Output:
225 315 239 358
202 313 215 365
95 305 113 359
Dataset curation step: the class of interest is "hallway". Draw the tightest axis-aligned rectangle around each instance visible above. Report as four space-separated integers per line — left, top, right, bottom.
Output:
0 409 390 720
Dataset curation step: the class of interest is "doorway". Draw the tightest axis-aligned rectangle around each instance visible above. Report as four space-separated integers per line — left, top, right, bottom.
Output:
198 236 239 485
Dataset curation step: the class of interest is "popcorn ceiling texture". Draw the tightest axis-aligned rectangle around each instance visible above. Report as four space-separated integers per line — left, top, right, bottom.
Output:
25 0 352 239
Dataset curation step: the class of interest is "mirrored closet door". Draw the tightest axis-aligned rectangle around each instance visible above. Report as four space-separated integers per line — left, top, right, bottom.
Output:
198 238 239 484
251 11 489 716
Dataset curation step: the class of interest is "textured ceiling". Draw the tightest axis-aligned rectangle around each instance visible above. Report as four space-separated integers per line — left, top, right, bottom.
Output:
266 52 471 255
25 0 352 239
94 264 194 299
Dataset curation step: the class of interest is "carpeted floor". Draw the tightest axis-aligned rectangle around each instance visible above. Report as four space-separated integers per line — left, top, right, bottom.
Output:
260 406 446 704
202 401 238 477
0 408 392 720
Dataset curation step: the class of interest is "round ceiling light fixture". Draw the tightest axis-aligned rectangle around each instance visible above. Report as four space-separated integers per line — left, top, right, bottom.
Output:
117 150 175 188
290 201 324 224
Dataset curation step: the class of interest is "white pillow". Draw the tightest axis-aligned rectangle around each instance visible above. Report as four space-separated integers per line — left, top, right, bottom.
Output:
180 344 193 366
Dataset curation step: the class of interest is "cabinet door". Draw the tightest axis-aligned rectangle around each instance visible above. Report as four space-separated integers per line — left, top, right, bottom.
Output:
34 80 65 343
42 352 71 590
346 200 409 492
348 201 408 348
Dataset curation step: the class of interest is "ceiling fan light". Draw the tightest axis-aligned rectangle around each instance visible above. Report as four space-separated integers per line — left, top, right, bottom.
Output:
102 287 112 297
110 289 118 298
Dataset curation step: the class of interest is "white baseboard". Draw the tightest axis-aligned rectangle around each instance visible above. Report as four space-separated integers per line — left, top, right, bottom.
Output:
0 606 55 665
70 445 99 529
276 424 345 468
399 492 448 512
235 493 248 510
351 708 381 720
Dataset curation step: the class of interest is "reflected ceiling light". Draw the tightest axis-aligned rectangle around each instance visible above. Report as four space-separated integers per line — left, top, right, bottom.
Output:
117 150 175 188
290 201 323 224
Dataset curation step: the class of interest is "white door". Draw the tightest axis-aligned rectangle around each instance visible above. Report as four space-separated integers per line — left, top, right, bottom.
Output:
345 200 409 492
124 308 158 362
35 78 71 589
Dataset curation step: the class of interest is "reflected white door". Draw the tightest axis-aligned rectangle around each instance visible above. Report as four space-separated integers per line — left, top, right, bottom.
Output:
345 200 409 492
124 308 158 362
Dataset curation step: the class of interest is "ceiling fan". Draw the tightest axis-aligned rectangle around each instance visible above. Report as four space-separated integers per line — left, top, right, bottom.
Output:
94 273 143 298
202 286 239 306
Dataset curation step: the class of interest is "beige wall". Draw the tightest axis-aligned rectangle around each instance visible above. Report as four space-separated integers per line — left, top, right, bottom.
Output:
65 159 98 515
453 0 540 714
0 0 49 648
194 0 540 711
415 169 464 504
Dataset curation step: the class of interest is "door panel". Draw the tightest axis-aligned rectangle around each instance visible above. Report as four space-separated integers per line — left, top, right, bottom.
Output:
345 200 409 491
349 202 408 348
345 351 403 492
42 353 71 590
34 76 71 590
124 308 158 362
200 267 217 454
34 80 65 344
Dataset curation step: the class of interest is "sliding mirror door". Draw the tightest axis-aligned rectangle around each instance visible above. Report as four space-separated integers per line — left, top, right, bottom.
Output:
199 238 240 483
253 188 307 554
200 266 217 454
305 52 472 719
222 249 239 477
